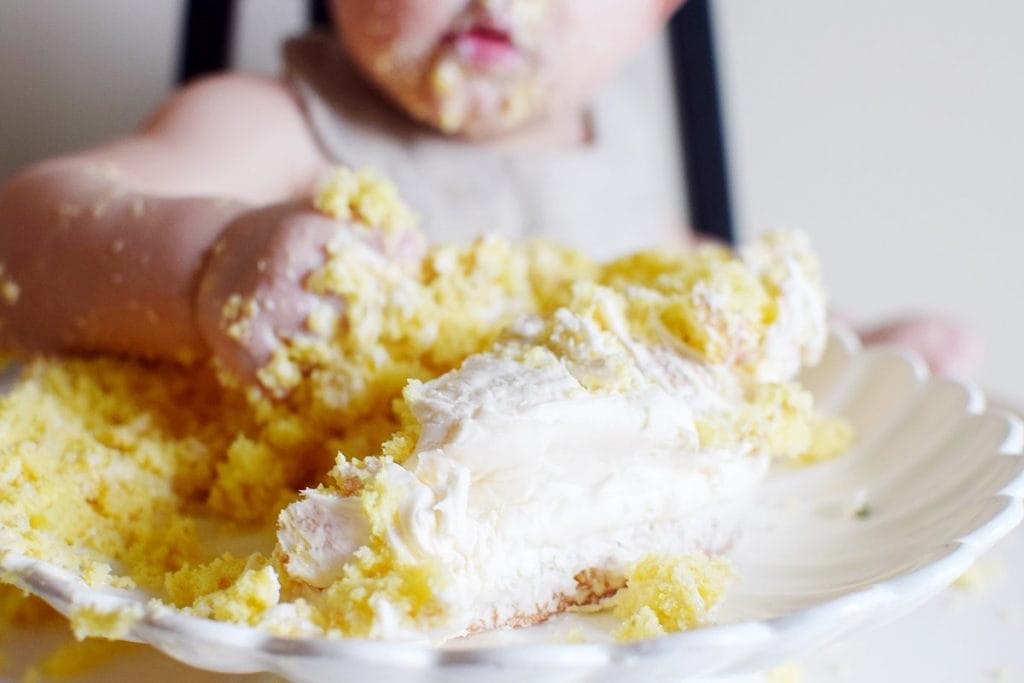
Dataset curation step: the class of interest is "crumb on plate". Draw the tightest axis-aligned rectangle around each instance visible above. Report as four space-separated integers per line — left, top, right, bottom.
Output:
611 553 734 642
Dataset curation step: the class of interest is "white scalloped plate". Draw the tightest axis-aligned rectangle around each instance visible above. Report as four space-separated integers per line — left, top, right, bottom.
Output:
2 330 1022 682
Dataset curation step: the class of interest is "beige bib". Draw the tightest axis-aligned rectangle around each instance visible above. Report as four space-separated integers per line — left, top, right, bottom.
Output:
284 34 686 259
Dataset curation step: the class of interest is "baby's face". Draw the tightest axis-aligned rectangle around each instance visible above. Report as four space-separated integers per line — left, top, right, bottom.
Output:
332 0 682 138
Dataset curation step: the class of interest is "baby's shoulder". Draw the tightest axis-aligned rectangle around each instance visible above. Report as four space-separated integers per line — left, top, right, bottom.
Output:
143 73 307 140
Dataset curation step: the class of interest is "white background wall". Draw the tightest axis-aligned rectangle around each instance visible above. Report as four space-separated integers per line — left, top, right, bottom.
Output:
1 0 1022 406
714 0 1024 407
1 1 180 176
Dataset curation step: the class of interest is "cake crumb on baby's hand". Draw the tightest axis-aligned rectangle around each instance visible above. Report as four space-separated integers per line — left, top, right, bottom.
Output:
196 168 426 392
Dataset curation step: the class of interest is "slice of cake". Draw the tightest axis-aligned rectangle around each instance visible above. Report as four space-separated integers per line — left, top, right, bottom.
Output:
275 230 848 641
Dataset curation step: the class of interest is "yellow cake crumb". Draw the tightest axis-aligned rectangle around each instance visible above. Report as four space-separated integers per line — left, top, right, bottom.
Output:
0 262 20 306
259 598 319 638
0 167 847 644
953 558 1003 591
313 166 417 238
256 352 303 395
165 552 252 607
206 436 290 523
166 553 281 626
1 281 19 305
68 602 143 640
378 397 421 464
430 60 461 97
611 553 735 642
220 292 258 341
306 302 340 337
602 244 773 365
551 626 588 643
189 565 280 625
28 638 138 680
801 414 855 464
256 230 595 454
697 382 851 463
766 663 805 683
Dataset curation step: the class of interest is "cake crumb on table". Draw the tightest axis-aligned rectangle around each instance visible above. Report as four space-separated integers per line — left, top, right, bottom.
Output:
766 663 804 683
954 558 1004 592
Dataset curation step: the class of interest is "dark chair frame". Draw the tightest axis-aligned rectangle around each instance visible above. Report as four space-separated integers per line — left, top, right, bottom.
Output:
178 0 734 243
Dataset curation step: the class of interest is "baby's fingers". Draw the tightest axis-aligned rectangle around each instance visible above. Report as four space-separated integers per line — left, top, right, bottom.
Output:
196 203 347 387
860 316 982 378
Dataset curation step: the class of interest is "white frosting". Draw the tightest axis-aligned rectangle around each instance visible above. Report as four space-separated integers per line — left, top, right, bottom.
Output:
741 231 829 382
276 230 828 640
279 345 767 640
278 491 369 589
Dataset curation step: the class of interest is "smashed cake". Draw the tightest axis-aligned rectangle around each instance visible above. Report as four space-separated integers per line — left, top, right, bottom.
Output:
0 167 848 645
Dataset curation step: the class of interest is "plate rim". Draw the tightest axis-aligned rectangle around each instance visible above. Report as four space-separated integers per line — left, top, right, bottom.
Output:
1 331 1023 676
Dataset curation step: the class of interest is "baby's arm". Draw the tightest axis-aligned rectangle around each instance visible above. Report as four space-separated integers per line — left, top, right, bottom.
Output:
0 74 326 361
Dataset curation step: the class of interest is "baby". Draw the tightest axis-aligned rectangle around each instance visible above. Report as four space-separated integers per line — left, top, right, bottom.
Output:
0 0 977 382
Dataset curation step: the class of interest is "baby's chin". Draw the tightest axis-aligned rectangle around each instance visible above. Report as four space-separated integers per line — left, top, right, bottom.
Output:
427 63 550 139
360 53 549 140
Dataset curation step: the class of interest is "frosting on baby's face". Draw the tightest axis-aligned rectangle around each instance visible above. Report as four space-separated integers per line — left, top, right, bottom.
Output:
332 0 683 139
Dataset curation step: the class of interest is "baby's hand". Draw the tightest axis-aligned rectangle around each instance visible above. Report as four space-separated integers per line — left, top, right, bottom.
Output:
860 316 982 378
195 201 423 388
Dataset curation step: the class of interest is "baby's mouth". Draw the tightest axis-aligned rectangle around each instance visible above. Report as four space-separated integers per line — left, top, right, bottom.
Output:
441 24 521 70
426 13 546 135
